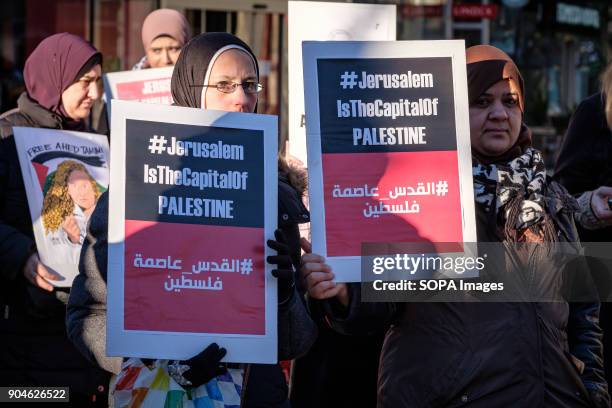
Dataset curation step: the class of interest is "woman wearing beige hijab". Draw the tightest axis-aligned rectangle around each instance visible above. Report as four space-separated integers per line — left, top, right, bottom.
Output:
132 8 191 70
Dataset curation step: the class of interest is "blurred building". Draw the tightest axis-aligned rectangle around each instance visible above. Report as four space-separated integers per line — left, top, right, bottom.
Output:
0 0 610 165
399 0 610 166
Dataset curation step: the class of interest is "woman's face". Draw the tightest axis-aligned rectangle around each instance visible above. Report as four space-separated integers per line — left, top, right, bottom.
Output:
469 79 522 158
146 35 182 68
67 170 96 210
60 64 102 121
204 49 258 113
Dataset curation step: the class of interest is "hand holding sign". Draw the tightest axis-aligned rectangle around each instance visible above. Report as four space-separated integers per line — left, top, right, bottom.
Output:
22 252 61 291
300 240 348 307
267 229 295 302
591 186 612 223
183 343 227 387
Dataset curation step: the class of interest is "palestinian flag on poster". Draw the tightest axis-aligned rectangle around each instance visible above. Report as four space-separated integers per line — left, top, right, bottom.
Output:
30 150 108 196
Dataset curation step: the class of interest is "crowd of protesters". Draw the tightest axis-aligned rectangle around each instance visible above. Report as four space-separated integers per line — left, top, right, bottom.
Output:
1 7 612 408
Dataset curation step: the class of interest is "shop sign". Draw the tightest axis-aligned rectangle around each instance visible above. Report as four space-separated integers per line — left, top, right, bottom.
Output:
402 5 444 18
556 3 600 29
452 4 499 20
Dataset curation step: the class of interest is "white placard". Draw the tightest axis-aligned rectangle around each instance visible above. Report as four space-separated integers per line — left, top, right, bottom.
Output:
14 127 110 287
288 1 396 165
107 99 278 363
302 40 478 282
103 66 174 105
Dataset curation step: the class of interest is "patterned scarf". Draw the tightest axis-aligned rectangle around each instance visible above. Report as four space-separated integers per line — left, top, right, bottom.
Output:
473 147 557 242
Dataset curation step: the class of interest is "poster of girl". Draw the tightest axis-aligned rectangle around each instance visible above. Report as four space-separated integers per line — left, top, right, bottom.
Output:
42 160 103 247
13 127 110 287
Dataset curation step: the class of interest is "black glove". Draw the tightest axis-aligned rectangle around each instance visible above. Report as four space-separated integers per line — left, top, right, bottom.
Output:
140 358 155 367
267 229 295 302
182 343 227 387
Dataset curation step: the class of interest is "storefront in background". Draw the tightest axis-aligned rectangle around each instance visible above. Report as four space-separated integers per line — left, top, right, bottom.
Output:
399 0 610 168
488 0 608 167
1 0 156 112
0 0 610 165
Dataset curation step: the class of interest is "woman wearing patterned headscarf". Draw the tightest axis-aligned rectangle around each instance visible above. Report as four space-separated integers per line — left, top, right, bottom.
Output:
0 32 110 405
300 45 610 407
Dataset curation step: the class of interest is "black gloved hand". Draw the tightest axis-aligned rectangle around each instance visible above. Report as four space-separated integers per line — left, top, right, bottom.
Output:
267 229 295 302
140 358 155 367
182 343 227 387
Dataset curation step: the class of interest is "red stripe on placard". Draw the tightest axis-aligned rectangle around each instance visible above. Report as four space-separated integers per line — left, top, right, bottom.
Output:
322 151 464 257
123 220 265 334
115 78 172 104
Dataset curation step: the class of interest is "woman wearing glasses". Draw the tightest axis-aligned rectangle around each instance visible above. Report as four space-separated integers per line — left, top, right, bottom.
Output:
67 32 315 407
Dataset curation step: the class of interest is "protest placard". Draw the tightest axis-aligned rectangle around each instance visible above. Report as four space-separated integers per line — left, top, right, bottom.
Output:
13 127 109 286
107 100 278 363
288 1 396 165
103 66 173 105
303 40 478 282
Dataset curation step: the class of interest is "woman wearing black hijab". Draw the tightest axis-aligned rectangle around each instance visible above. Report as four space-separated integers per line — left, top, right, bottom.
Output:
67 33 316 407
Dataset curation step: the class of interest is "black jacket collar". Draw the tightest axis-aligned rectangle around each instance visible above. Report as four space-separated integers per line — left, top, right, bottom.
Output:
16 93 65 129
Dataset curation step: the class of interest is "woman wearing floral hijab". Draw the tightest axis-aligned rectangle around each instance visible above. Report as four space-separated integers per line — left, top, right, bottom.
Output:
0 32 110 405
300 45 610 407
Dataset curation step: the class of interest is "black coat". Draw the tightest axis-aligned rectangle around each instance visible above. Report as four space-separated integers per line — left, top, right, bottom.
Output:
243 174 314 408
0 93 110 405
554 91 612 398
290 302 385 408
322 181 608 408
554 93 612 221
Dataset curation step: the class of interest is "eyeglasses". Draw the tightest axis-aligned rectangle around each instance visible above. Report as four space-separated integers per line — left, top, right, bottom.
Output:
196 81 264 94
